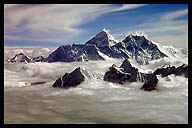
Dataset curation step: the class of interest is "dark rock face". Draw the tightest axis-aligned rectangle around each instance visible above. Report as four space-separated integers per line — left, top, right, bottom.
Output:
153 64 188 78
8 53 45 63
176 64 188 78
120 59 134 73
32 56 45 62
52 67 85 88
85 30 118 47
140 64 188 91
104 59 149 84
43 45 79 62
83 45 105 61
43 30 169 64
8 53 31 63
119 59 139 82
104 65 132 84
99 46 130 59
43 44 104 62
141 75 158 91
7 31 185 66
122 35 168 61
31 81 46 85
104 59 188 91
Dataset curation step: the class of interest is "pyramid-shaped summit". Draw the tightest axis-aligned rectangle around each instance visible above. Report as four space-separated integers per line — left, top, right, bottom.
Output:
123 34 152 49
122 34 168 63
19 29 170 64
85 28 119 47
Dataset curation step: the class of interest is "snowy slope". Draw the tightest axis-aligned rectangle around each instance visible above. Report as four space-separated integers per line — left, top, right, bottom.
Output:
85 28 119 47
6 29 188 66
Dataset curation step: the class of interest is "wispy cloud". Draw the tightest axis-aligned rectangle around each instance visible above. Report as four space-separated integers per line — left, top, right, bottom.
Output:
4 4 146 43
110 4 147 12
150 34 188 48
113 8 188 48
160 8 188 21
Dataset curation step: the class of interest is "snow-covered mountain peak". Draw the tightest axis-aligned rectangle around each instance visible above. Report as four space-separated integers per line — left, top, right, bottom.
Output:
7 30 187 65
123 33 158 49
125 32 150 41
8 53 31 63
102 28 110 34
85 29 119 47
95 30 109 39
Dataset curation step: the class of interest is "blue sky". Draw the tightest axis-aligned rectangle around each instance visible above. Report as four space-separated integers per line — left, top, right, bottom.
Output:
4 4 188 48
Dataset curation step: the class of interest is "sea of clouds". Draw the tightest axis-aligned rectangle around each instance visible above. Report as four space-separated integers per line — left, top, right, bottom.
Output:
4 46 188 124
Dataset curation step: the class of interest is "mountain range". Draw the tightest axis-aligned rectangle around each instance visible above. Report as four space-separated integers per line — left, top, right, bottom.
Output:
8 29 188 65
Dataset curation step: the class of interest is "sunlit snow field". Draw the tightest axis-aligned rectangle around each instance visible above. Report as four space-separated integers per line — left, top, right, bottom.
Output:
4 46 188 124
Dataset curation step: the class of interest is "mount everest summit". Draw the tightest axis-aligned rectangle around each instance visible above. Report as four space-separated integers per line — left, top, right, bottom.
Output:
8 29 187 65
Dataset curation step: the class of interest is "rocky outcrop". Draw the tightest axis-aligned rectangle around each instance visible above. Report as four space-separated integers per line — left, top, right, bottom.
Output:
8 30 187 64
122 34 168 64
52 67 85 88
8 53 31 63
104 59 151 84
153 64 188 78
140 75 158 91
31 81 47 85
43 44 104 62
140 64 188 91
104 59 188 91
175 64 188 78
8 53 45 63
32 56 45 62
104 65 132 84
43 30 169 64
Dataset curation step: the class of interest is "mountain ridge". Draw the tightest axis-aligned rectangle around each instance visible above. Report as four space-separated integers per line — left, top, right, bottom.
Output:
8 29 187 65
